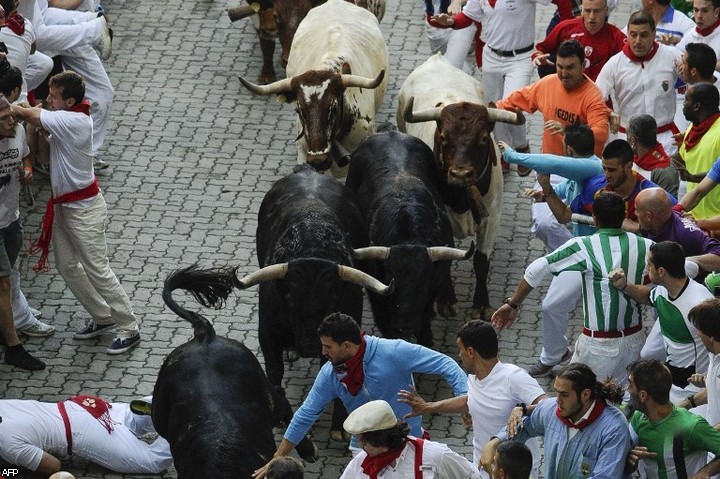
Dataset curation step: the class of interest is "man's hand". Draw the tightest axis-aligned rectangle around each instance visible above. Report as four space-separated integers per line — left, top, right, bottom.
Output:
609 112 621 135
398 385 430 419
506 406 524 438
688 373 706 387
523 188 544 202
497 140 510 155
658 32 681 45
544 120 565 135
626 446 657 473
430 13 454 27
491 303 517 330
532 52 553 67
480 438 501 475
608 268 627 291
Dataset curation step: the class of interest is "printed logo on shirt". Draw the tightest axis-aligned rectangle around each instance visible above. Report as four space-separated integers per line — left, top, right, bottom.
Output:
570 32 586 40
555 108 578 124
0 148 18 163
662 80 670 92
584 45 593 57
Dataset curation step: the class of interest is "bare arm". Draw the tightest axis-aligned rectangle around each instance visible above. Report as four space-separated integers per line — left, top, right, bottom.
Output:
680 175 719 212
11 104 42 128
491 278 535 330
537 174 572 224
34 452 62 476
398 386 468 418
48 0 86 9
688 253 720 272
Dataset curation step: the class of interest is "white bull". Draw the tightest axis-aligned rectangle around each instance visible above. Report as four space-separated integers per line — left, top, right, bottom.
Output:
397 53 524 320
239 0 389 175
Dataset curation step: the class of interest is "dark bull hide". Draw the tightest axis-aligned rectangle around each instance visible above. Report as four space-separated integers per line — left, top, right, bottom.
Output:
346 130 473 346
152 265 317 479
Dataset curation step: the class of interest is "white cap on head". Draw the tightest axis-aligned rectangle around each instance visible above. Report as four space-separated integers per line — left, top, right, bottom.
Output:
343 400 399 435
49 472 75 479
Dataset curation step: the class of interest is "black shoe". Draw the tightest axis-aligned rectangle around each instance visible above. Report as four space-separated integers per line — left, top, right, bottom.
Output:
5 344 45 371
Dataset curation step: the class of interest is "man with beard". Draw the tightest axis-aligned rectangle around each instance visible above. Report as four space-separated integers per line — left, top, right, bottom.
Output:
253 313 467 478
626 359 720 478
480 363 630 479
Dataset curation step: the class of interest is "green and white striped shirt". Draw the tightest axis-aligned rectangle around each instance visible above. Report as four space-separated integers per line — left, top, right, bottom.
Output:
524 228 652 332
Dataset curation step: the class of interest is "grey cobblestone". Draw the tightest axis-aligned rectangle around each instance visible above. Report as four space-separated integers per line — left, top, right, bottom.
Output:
0 0 639 478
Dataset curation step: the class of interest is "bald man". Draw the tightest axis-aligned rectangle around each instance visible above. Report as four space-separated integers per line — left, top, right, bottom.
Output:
633 187 720 362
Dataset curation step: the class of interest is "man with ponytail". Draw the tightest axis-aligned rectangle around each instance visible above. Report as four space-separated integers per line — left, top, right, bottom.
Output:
480 363 631 479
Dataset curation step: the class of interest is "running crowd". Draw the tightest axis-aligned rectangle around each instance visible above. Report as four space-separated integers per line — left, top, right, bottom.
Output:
5 0 720 478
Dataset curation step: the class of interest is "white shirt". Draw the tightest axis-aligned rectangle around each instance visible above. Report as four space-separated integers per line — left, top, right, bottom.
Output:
463 0 550 51
677 25 720 60
40 108 97 206
467 362 545 476
340 438 481 479
0 124 29 228
596 44 682 129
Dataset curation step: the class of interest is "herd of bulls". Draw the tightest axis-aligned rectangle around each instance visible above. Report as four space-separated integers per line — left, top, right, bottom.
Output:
151 1 525 477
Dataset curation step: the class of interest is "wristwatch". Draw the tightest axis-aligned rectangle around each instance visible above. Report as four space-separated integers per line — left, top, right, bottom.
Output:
504 298 519 310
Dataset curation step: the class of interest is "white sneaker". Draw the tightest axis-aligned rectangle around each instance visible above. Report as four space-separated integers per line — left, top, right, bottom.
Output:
29 307 42 318
20 320 55 337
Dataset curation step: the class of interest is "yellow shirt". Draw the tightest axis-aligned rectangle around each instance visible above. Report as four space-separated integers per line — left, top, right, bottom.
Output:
680 117 720 219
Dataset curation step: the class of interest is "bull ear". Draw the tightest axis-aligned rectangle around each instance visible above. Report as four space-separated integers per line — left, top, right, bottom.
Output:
341 62 352 75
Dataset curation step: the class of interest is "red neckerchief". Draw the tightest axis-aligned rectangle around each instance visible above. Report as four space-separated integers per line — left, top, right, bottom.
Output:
70 100 91 116
697 18 720 36
335 335 366 395
361 438 425 479
31 178 100 272
555 399 606 430
3 12 25 35
68 395 114 433
683 112 720 151
622 42 659 68
488 0 497 8
634 142 670 171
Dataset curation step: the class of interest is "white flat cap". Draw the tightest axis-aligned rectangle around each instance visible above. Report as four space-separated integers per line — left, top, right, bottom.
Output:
49 473 75 479
344 400 399 435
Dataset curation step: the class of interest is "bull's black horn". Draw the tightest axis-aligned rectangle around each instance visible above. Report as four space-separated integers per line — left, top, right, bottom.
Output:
403 96 442 124
235 263 289 288
352 246 390 261
427 241 475 262
337 265 393 296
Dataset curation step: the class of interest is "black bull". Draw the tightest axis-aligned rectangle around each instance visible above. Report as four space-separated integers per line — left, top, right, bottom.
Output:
346 130 473 346
152 265 317 479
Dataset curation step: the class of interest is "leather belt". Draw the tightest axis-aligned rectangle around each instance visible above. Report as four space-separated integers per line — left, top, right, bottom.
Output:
57 401 73 456
489 44 533 57
619 122 679 135
582 323 642 338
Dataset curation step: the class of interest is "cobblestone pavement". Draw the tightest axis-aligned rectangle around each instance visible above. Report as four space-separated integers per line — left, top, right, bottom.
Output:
2 0 636 477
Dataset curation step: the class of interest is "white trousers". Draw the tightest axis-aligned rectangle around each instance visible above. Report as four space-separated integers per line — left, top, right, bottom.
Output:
571 330 645 388
425 23 476 73
24 51 54 91
481 47 533 148
66 401 173 474
531 202 573 252
53 195 138 335
540 271 582 366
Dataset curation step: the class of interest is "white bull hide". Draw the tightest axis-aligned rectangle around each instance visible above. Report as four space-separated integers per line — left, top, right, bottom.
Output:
288 0 389 175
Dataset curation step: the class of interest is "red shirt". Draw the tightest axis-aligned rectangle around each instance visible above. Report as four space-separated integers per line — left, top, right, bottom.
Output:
535 17 627 80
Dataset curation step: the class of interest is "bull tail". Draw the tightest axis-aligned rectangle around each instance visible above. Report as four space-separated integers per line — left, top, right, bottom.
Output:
162 264 238 341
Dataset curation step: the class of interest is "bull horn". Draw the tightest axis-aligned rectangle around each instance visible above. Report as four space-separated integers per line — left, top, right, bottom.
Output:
486 107 525 125
337 265 394 296
403 97 442 124
227 4 256 22
340 69 385 89
352 246 390 261
234 263 289 289
239 76 293 96
427 241 475 262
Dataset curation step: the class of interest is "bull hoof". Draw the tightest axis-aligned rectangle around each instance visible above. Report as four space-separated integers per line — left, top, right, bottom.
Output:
283 348 299 362
436 302 457 318
330 429 351 442
258 71 277 85
470 306 495 322
297 436 319 463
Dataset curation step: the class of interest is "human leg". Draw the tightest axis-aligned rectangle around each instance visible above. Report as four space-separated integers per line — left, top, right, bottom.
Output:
531 202 573 252
11 264 54 336
55 197 138 336
538 271 581 366
25 51 55 92
443 25 475 72
34 17 104 55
